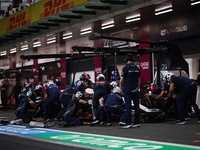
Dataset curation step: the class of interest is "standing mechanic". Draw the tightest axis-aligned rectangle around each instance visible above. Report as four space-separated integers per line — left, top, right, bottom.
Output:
166 72 200 124
43 80 61 121
90 73 111 125
120 53 140 128
0 80 8 111
99 86 126 126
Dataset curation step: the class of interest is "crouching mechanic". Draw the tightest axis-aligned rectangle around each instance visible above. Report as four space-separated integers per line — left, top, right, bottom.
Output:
166 72 200 124
63 91 88 126
99 87 126 126
44 80 61 121
15 90 37 123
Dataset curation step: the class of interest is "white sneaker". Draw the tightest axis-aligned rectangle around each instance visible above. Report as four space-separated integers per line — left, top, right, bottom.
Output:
198 120 200 124
185 118 190 121
106 123 112 126
176 121 186 125
90 120 99 126
118 122 126 126
131 124 140 128
121 125 132 129
100 122 104 125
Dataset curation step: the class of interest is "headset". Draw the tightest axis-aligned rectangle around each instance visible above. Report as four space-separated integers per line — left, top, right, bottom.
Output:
124 53 135 63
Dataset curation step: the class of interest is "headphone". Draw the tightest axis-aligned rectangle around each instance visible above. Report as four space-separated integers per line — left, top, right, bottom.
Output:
124 53 135 63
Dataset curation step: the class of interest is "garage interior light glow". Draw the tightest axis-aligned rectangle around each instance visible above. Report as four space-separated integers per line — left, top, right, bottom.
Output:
191 0 200 5
80 27 92 35
10 48 16 54
21 44 28 51
102 18 114 29
155 1 172 15
155 8 172 15
63 32 73 39
126 13 140 23
33 41 41 47
47 34 56 44
0 51 6 56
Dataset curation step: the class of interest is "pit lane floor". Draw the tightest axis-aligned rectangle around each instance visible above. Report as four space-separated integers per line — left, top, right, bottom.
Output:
0 109 200 150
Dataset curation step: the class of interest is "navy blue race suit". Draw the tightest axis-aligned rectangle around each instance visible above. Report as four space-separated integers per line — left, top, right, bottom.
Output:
102 93 126 123
170 76 200 122
121 62 140 125
92 81 111 121
44 84 61 120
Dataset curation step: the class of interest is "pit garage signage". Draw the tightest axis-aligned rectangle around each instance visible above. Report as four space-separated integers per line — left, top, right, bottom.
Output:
0 125 199 150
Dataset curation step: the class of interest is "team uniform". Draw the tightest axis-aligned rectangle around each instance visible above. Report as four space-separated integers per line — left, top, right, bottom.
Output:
18 88 35 103
44 83 61 120
170 76 200 122
92 80 111 122
63 91 87 126
121 62 140 126
59 85 78 107
102 93 126 124
63 97 81 126
15 95 35 123
1 83 8 111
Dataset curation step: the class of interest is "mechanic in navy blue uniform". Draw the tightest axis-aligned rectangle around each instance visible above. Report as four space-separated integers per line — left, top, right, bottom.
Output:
59 80 86 117
15 90 37 123
166 72 200 124
63 91 88 126
0 80 8 111
35 85 44 97
91 73 111 125
79 73 93 88
18 82 34 103
99 86 126 126
59 84 79 108
43 80 61 120
120 53 140 128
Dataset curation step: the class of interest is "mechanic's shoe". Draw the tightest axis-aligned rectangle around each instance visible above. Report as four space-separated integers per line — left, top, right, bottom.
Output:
185 118 190 121
90 120 99 126
131 124 140 128
100 122 104 125
176 121 186 125
118 122 126 126
106 123 112 126
121 125 132 129
198 120 200 124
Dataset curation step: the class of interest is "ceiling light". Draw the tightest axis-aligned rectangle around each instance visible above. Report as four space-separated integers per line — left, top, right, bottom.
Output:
33 40 41 47
0 51 6 56
191 0 200 5
155 8 172 15
101 18 114 29
47 34 56 44
10 48 16 54
63 32 73 39
21 45 28 51
80 27 92 35
126 13 140 23
155 1 173 15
